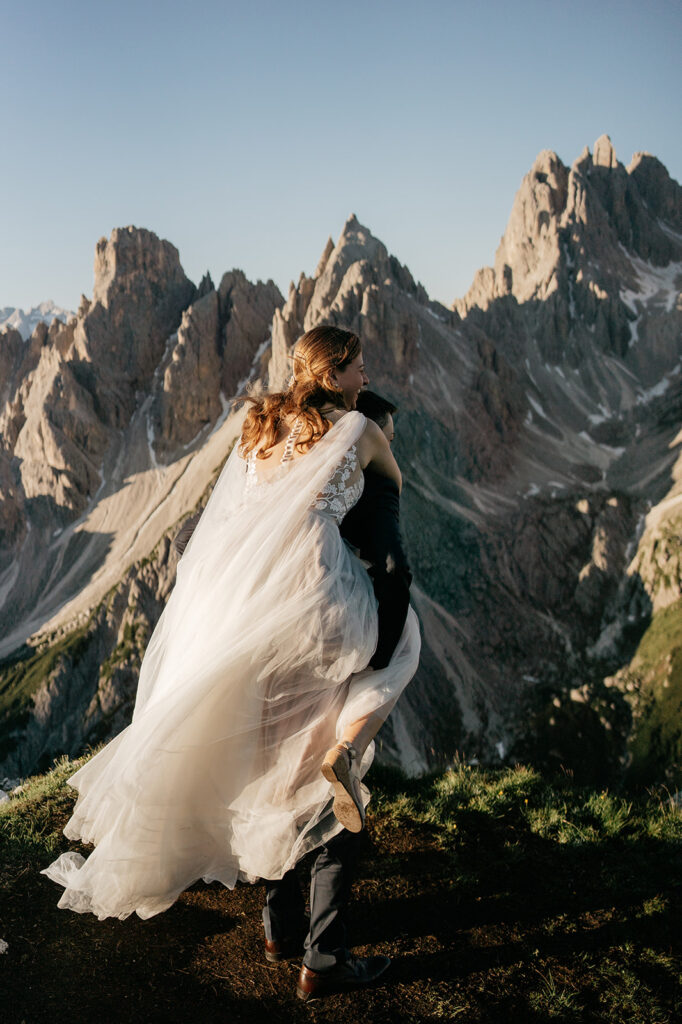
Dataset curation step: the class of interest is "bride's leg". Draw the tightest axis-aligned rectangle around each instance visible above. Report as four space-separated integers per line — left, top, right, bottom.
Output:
338 710 385 760
321 710 386 833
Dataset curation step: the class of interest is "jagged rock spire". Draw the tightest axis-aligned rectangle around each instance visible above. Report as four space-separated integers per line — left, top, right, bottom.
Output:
593 134 617 168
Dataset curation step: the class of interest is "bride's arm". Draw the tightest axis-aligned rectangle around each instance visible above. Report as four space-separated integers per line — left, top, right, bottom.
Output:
357 419 402 491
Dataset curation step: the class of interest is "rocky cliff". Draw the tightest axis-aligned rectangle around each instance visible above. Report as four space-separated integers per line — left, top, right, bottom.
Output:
0 226 282 700
1 137 681 784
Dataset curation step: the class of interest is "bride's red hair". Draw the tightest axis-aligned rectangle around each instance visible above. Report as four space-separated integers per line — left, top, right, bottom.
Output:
239 325 361 459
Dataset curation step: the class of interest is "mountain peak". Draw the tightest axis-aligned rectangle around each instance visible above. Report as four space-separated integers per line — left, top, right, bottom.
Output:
92 226 190 308
0 300 75 341
593 134 617 168
313 236 335 279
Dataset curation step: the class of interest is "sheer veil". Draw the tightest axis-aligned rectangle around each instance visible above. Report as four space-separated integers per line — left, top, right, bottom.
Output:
40 411 421 920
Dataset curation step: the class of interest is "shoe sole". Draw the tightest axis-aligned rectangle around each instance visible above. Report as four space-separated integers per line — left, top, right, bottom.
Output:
320 759 364 833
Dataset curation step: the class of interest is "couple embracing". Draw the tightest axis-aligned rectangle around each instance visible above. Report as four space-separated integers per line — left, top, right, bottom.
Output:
42 325 421 1002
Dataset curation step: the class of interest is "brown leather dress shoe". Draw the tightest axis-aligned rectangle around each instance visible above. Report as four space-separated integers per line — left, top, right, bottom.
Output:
264 916 310 963
296 955 391 1001
264 934 305 963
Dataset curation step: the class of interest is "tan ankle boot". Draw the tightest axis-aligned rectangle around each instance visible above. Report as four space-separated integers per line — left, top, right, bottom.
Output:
321 741 365 833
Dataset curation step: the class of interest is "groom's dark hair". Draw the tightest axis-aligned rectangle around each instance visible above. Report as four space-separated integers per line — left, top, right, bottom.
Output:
355 390 397 429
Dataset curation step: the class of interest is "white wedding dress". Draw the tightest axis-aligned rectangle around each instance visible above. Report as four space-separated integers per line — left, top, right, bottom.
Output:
41 411 421 920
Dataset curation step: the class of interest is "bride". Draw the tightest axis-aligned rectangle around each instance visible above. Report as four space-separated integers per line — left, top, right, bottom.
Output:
41 325 421 935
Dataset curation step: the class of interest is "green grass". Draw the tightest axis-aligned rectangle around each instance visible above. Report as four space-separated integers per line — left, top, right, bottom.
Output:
623 599 682 785
0 627 93 760
0 752 93 882
99 620 149 681
2 754 681 1022
368 760 682 1022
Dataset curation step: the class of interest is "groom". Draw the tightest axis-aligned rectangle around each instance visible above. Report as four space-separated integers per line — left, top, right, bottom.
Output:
264 389 414 1002
340 390 412 669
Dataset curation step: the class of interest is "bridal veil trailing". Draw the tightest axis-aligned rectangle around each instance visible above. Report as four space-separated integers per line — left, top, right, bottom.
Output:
41 411 421 920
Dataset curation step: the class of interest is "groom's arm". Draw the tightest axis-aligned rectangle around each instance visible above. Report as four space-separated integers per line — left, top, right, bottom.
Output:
340 471 412 670
364 477 412 669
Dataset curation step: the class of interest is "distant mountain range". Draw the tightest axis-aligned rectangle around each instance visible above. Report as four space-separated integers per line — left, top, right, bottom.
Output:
0 301 75 342
1 135 680 786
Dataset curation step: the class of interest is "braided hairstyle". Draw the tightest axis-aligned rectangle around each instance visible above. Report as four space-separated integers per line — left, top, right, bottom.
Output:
239 325 362 460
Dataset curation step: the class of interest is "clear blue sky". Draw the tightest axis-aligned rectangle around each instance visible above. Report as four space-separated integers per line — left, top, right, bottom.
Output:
1 0 680 313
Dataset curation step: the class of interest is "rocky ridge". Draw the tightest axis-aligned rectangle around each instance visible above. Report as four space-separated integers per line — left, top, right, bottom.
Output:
0 226 282 655
1 137 681 784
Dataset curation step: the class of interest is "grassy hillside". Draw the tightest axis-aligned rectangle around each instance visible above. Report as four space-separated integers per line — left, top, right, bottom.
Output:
621 598 682 787
1 753 681 1023
0 465 223 775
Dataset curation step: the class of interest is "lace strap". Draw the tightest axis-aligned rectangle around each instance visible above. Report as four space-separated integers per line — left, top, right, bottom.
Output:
280 418 303 464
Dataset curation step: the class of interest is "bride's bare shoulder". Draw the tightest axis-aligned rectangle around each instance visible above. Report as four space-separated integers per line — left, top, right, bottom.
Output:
356 417 402 489
356 416 384 451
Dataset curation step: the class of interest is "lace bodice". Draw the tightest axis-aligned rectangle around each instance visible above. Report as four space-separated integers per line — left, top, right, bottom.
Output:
244 429 364 525
311 444 364 523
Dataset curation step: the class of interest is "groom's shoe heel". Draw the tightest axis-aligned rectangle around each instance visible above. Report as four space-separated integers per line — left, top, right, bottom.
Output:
321 742 365 833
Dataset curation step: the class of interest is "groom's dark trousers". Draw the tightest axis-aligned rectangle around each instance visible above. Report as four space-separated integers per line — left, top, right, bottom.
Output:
263 468 413 968
263 827 362 970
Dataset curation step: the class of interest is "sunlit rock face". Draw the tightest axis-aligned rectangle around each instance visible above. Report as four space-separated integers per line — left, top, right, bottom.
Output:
0 227 280 669
266 139 682 780
1 138 681 784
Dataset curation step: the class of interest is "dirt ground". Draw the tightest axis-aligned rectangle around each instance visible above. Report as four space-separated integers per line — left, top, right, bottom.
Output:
2 779 681 1023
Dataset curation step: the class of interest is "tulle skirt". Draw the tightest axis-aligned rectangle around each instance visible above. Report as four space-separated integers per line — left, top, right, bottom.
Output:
41 509 421 920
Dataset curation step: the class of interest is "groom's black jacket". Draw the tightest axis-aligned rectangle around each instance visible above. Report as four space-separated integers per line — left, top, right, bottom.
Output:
339 469 412 670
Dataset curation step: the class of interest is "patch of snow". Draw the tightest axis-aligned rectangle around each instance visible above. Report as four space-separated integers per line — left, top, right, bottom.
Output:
577 431 625 456
144 398 159 470
152 332 178 384
527 394 547 419
587 618 622 660
562 242 576 318
0 938 7 953
0 537 24 611
0 301 76 341
495 740 506 759
625 509 649 565
524 359 537 385
636 376 672 404
235 336 272 396
629 317 639 344
587 405 610 425
620 250 682 316
658 219 682 243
